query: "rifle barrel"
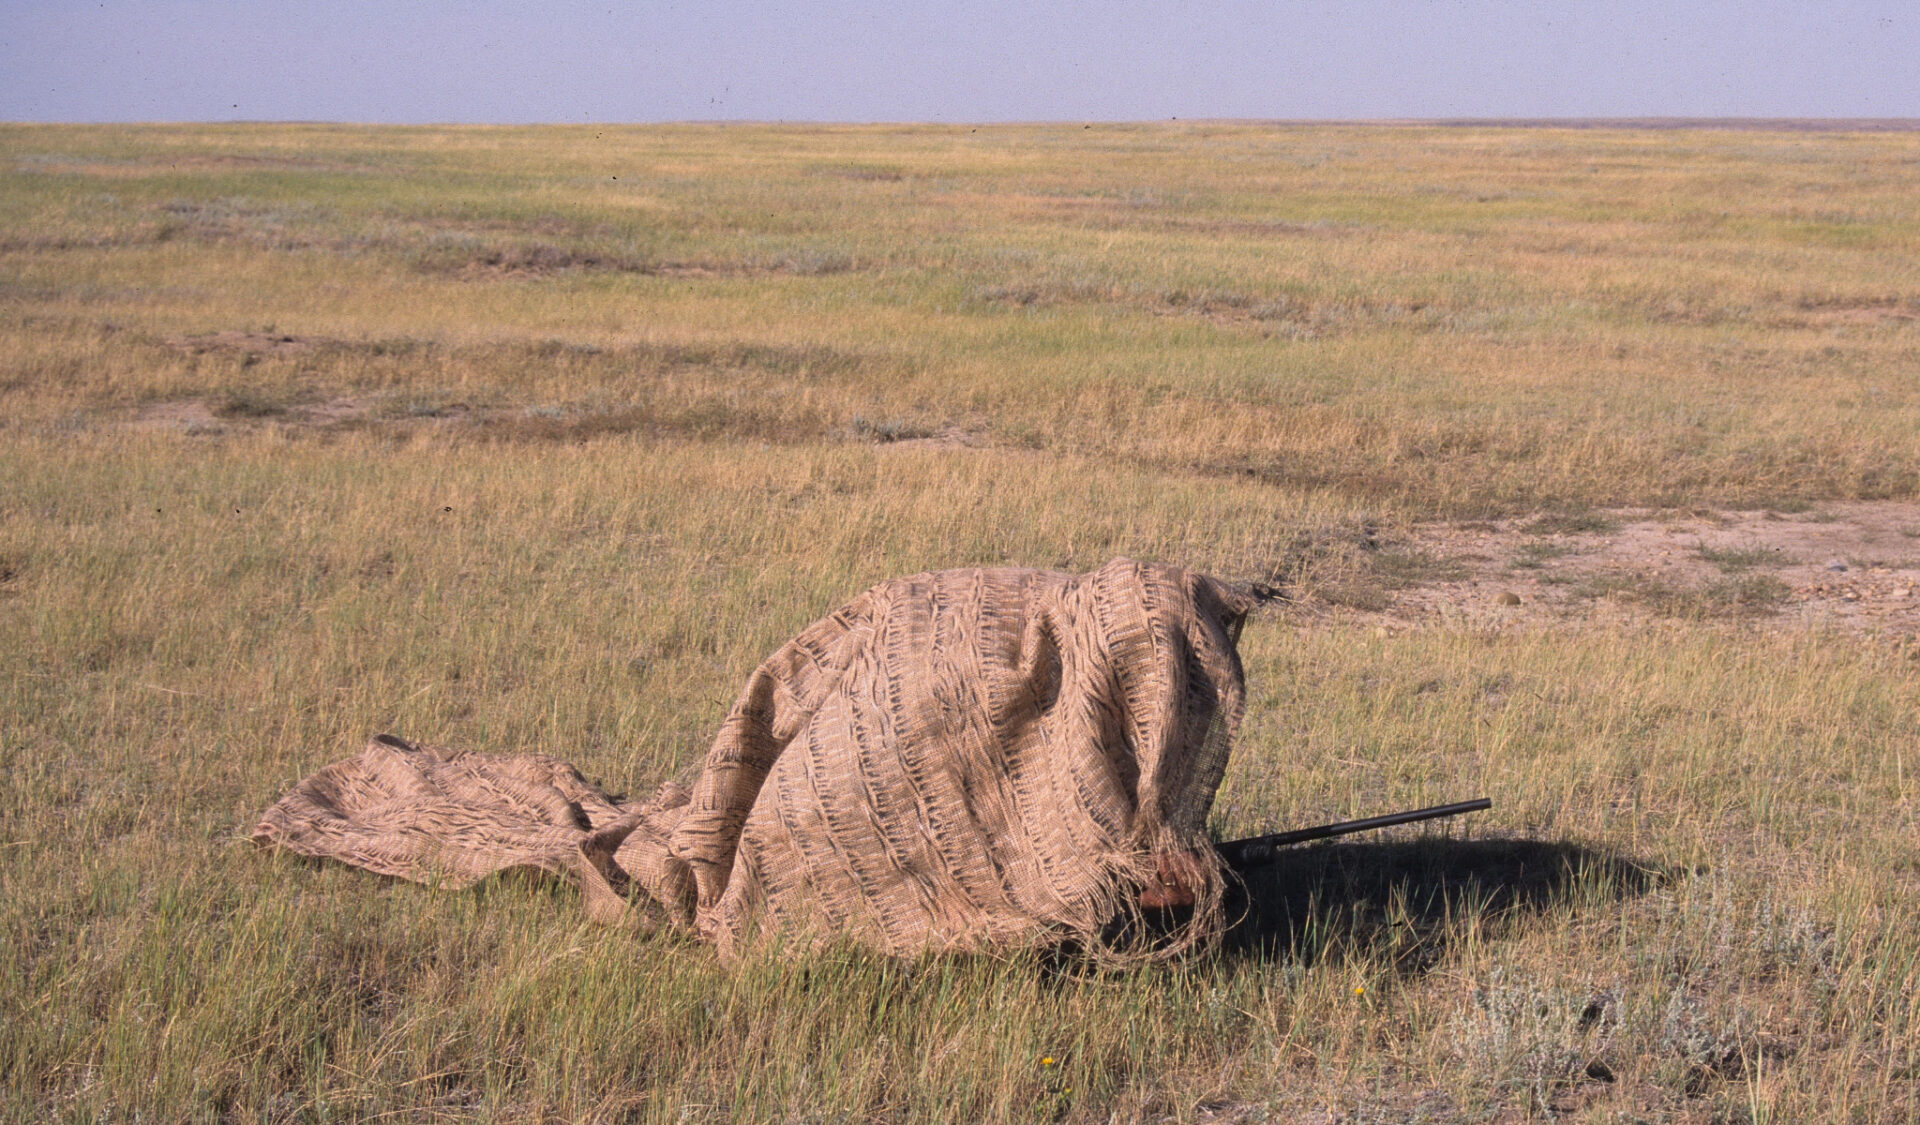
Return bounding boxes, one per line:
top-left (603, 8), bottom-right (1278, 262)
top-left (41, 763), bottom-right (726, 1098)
top-left (1217, 798), bottom-right (1492, 868)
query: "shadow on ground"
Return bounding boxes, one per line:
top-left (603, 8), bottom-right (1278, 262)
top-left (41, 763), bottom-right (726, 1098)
top-left (1216, 838), bottom-right (1668, 972)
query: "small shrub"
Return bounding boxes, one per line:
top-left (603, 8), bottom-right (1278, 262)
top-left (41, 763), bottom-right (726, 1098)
top-left (1697, 545), bottom-right (1788, 573)
top-left (1579, 572), bottom-right (1787, 618)
top-left (1373, 548), bottom-right (1467, 588)
top-left (1511, 541), bottom-right (1579, 570)
top-left (1451, 971), bottom-right (1616, 1114)
top-left (1701, 574), bottom-right (1790, 615)
top-left (212, 389), bottom-right (287, 418)
top-left (848, 415), bottom-right (931, 444)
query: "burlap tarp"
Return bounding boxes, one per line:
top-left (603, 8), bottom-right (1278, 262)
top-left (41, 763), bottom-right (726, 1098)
top-left (255, 558), bottom-right (1255, 958)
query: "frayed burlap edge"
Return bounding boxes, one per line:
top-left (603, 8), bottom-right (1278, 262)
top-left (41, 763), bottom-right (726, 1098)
top-left (254, 559), bottom-right (1258, 963)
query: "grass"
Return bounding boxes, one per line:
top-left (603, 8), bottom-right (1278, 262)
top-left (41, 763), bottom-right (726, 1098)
top-left (1697, 545), bottom-right (1790, 574)
top-left (1511, 541), bottom-right (1582, 570)
top-left (1575, 571), bottom-right (1793, 618)
top-left (3, 121), bottom-right (1920, 1122)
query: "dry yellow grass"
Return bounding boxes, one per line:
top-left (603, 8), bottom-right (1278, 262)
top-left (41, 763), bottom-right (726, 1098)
top-left (3, 121), bottom-right (1918, 1122)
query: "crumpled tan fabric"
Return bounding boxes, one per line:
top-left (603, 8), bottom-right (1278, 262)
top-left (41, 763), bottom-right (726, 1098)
top-left (255, 558), bottom-right (1255, 959)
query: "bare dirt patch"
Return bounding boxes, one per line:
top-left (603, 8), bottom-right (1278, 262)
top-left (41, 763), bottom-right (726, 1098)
top-left (126, 399), bottom-right (220, 431)
top-left (1290, 504), bottom-right (1920, 637)
top-left (130, 393), bottom-right (374, 434)
top-left (123, 393), bottom-right (820, 445)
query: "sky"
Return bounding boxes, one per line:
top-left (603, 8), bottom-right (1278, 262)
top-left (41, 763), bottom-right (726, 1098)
top-left (3, 0), bottom-right (1917, 124)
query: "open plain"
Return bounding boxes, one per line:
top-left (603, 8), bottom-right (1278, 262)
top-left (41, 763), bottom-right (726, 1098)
top-left (3, 121), bottom-right (1919, 1122)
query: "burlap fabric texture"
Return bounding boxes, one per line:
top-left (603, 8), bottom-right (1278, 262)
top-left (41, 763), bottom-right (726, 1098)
top-left (255, 558), bottom-right (1255, 959)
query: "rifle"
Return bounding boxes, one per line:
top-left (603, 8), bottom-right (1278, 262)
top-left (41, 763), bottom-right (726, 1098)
top-left (1215, 798), bottom-right (1493, 869)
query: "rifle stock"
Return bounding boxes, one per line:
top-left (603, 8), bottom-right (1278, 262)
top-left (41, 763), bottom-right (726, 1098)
top-left (1216, 797), bottom-right (1493, 869)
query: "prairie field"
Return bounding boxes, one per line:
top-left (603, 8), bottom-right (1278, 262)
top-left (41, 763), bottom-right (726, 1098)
top-left (3, 121), bottom-right (1920, 1123)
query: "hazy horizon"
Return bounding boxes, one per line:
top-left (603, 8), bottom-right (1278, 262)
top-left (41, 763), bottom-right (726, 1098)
top-left (5, 1), bottom-right (1918, 126)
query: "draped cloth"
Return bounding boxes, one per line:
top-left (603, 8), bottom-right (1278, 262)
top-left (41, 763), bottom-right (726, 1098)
top-left (255, 558), bottom-right (1255, 959)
